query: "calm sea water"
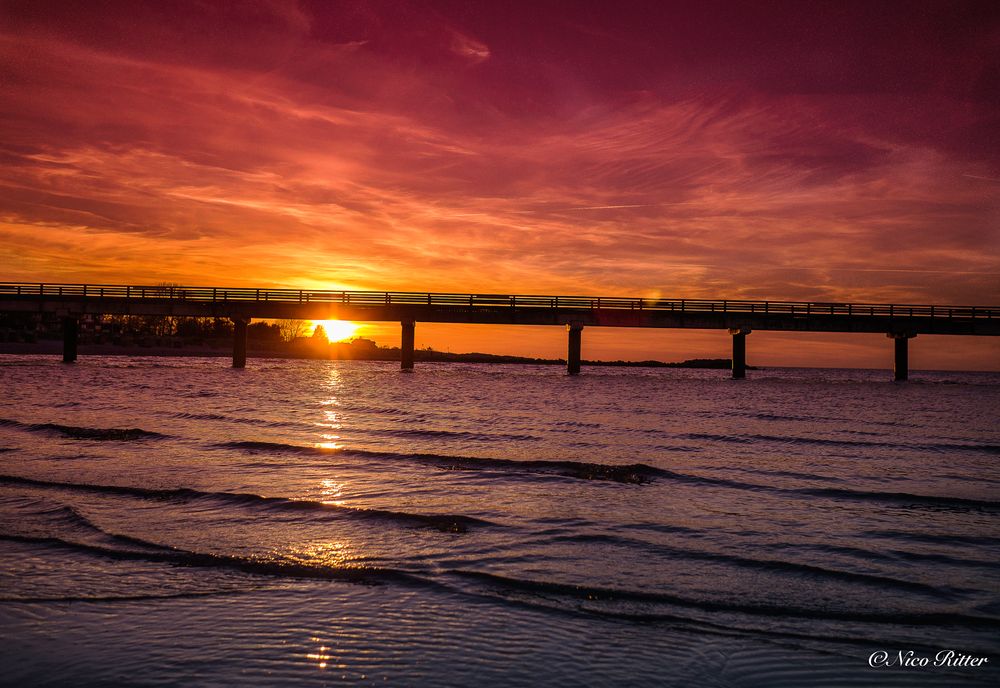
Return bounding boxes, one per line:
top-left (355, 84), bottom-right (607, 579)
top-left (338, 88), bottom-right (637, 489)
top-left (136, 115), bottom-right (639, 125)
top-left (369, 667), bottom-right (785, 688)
top-left (1, 356), bottom-right (998, 687)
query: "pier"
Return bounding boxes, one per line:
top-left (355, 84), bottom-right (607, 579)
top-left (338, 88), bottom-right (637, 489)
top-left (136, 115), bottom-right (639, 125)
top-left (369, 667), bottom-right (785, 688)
top-left (1, 283), bottom-right (997, 379)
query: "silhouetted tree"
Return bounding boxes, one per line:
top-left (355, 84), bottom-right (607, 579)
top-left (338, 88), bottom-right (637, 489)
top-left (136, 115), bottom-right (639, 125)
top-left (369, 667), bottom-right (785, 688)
top-left (277, 319), bottom-right (308, 341)
top-left (248, 322), bottom-right (281, 342)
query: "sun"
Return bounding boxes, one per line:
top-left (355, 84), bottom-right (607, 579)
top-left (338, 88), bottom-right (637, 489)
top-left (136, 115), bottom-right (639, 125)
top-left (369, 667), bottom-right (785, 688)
top-left (311, 320), bottom-right (361, 342)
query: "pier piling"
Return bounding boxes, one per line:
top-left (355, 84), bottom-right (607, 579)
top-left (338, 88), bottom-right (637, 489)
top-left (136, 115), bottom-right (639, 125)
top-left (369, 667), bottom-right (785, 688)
top-left (232, 318), bottom-right (248, 368)
top-left (567, 322), bottom-right (583, 375)
top-left (401, 320), bottom-right (415, 370)
top-left (729, 327), bottom-right (750, 379)
top-left (62, 317), bottom-right (77, 363)
top-left (889, 333), bottom-right (914, 381)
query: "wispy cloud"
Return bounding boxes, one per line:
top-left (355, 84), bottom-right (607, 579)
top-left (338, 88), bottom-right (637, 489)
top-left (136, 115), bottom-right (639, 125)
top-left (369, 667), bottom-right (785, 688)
top-left (1, 1), bottom-right (997, 366)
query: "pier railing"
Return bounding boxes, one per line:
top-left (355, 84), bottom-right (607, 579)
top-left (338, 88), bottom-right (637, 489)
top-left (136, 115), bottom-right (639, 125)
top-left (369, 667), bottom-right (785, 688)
top-left (0, 282), bottom-right (994, 320)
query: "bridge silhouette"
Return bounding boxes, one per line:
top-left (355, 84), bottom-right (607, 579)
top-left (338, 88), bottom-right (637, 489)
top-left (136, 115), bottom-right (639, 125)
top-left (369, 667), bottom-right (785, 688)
top-left (2, 282), bottom-right (997, 380)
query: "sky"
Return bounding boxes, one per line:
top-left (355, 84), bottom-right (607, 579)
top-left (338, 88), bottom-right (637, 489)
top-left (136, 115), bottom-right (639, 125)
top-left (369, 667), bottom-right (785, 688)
top-left (2, 0), bottom-right (998, 368)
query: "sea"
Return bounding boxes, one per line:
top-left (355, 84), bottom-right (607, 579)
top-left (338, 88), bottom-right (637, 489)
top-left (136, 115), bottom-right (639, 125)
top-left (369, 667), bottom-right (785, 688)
top-left (1, 355), bottom-right (998, 687)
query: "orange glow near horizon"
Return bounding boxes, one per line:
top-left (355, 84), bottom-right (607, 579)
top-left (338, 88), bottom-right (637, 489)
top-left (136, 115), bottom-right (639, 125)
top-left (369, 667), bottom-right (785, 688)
top-left (1, 3), bottom-right (998, 369)
top-left (311, 320), bottom-right (361, 343)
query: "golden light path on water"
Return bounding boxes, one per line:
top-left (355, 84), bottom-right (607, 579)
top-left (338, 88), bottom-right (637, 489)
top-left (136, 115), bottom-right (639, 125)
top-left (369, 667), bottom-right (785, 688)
top-left (316, 371), bottom-right (343, 451)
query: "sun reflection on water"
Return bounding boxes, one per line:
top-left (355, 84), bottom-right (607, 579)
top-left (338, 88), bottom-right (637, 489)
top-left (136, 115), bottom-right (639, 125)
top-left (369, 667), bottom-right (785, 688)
top-left (283, 540), bottom-right (358, 570)
top-left (318, 478), bottom-right (345, 506)
top-left (316, 371), bottom-right (345, 449)
top-left (306, 639), bottom-right (332, 669)
top-left (316, 435), bottom-right (342, 450)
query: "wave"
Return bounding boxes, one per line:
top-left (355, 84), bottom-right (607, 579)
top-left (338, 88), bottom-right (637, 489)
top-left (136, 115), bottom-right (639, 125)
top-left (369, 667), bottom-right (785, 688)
top-left (531, 532), bottom-right (967, 598)
top-left (363, 427), bottom-right (543, 442)
top-left (213, 441), bottom-right (664, 485)
top-left (796, 487), bottom-right (1000, 511)
top-left (677, 430), bottom-right (1000, 454)
top-left (0, 418), bottom-right (164, 441)
top-left (445, 569), bottom-right (1000, 629)
top-left (211, 440), bottom-right (1000, 508)
top-left (0, 474), bottom-right (495, 533)
top-left (0, 533), bottom-right (421, 587)
top-left (8, 530), bottom-right (996, 634)
top-left (169, 411), bottom-right (313, 430)
top-left (4, 495), bottom-right (179, 553)
top-left (724, 466), bottom-right (844, 483)
top-left (0, 590), bottom-right (254, 604)
top-left (865, 529), bottom-right (1000, 547)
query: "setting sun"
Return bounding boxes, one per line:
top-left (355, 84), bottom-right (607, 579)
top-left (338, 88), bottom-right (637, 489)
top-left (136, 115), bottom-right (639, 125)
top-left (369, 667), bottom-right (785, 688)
top-left (311, 320), bottom-right (361, 342)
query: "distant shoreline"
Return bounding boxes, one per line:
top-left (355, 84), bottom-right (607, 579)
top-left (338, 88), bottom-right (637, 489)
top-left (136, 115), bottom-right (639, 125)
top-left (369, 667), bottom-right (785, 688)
top-left (0, 341), bottom-right (746, 369)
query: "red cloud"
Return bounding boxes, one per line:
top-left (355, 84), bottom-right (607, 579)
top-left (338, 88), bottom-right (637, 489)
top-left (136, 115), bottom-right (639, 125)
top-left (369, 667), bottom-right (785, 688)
top-left (1, 1), bottom-right (997, 368)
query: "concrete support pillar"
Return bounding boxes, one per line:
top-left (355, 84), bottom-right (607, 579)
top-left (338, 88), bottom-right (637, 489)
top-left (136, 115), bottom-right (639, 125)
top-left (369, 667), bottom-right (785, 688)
top-left (62, 317), bottom-right (78, 364)
top-left (729, 327), bottom-right (750, 379)
top-left (401, 320), bottom-right (415, 370)
top-left (567, 322), bottom-right (583, 375)
top-left (232, 318), bottom-right (248, 369)
top-left (888, 333), bottom-right (914, 381)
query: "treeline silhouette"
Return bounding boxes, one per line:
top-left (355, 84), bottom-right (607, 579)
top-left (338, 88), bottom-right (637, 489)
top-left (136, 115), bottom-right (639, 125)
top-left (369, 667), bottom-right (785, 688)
top-left (0, 313), bottom-right (292, 343)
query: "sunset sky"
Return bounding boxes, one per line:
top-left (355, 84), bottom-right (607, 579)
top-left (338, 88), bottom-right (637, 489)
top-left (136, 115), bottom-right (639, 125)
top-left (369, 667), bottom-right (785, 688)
top-left (2, 1), bottom-right (998, 368)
